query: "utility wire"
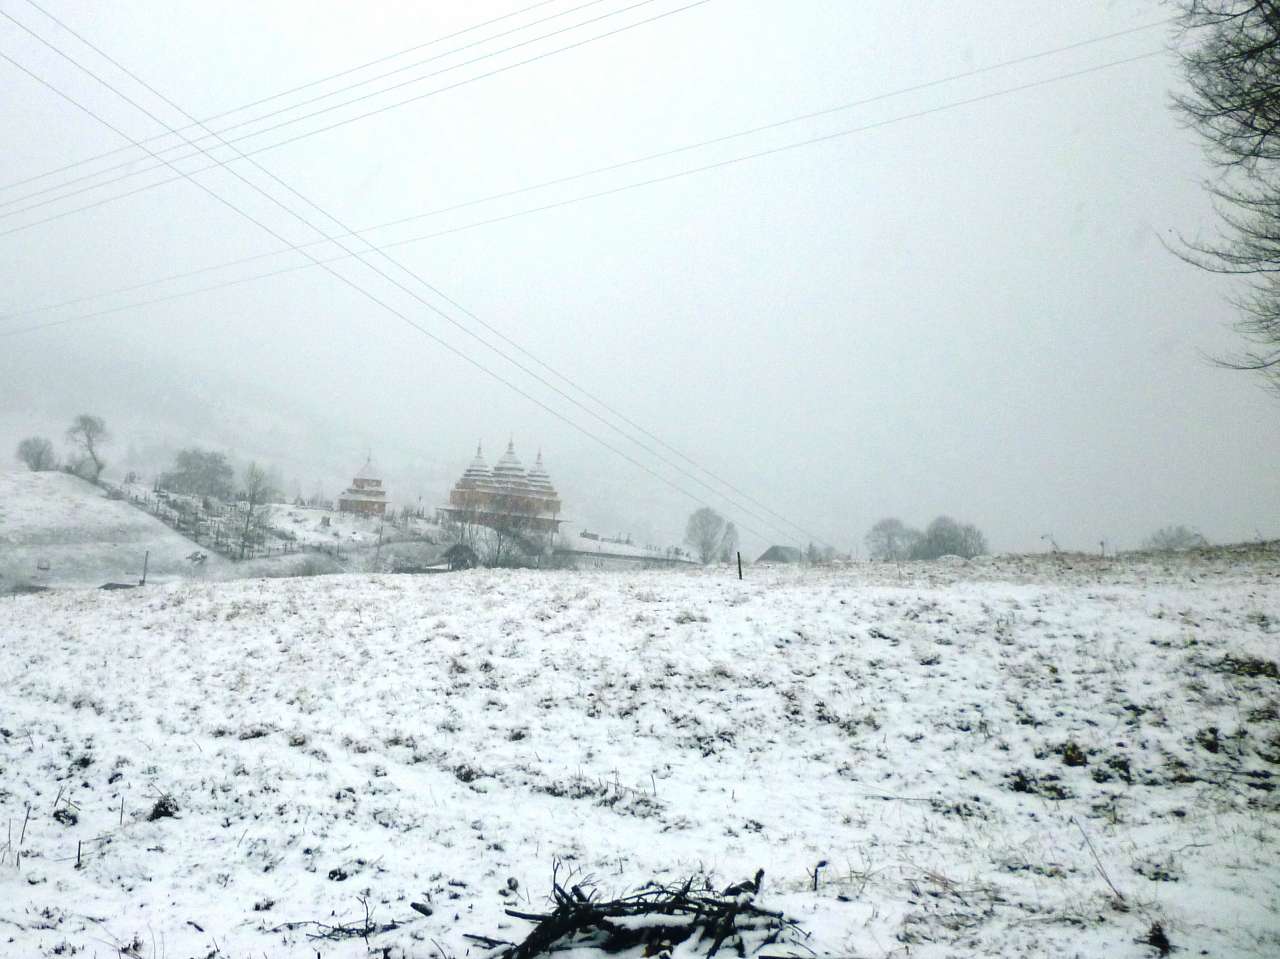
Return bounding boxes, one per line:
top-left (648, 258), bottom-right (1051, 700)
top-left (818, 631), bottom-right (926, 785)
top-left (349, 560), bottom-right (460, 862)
top-left (0, 0), bottom-right (563, 192)
top-left (365, 52), bottom-right (1168, 242)
top-left (1, 7), bottom-right (809, 549)
top-left (2, 44), bottom-right (1168, 334)
top-left (0, 13), bottom-right (1170, 240)
top-left (0, 0), bottom-right (707, 225)
top-left (0, 0), bottom-right (617, 209)
top-left (0, 12), bottom-right (1173, 203)
top-left (17, 0), bottom-right (823, 550)
top-left (4, 24), bottom-right (1174, 323)
top-left (279, 28), bottom-right (1179, 248)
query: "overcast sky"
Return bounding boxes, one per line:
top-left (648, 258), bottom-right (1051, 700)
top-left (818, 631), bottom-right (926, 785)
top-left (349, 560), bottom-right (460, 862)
top-left (1, 0), bottom-right (1276, 556)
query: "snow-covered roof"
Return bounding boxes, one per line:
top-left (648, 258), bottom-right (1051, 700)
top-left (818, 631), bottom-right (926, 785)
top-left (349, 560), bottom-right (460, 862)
top-left (556, 527), bottom-right (678, 560)
top-left (339, 491), bottom-right (387, 503)
top-left (757, 545), bottom-right (803, 563)
top-left (492, 440), bottom-right (528, 489)
top-left (526, 449), bottom-right (556, 496)
top-left (447, 440), bottom-right (562, 509)
top-left (461, 443), bottom-right (490, 482)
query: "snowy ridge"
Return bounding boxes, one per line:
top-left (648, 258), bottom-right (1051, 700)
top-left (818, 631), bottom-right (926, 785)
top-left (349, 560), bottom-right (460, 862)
top-left (0, 557), bottom-right (1276, 957)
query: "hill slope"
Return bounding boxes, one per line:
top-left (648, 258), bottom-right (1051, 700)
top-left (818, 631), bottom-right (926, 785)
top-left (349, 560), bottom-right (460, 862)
top-left (0, 469), bottom-right (226, 588)
top-left (0, 558), bottom-right (1277, 957)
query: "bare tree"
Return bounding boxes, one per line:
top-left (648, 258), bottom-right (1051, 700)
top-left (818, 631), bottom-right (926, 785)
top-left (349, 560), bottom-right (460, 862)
top-left (238, 462), bottom-right (278, 560)
top-left (306, 482), bottom-right (331, 510)
top-left (958, 523), bottom-right (989, 559)
top-left (910, 516), bottom-right (988, 560)
top-left (65, 413), bottom-right (109, 483)
top-left (15, 436), bottom-right (56, 471)
top-left (685, 507), bottom-right (727, 564)
top-left (718, 521), bottom-right (740, 562)
top-left (805, 542), bottom-right (838, 564)
top-left (442, 493), bottom-right (552, 567)
top-left (159, 448), bottom-right (235, 500)
top-left (1173, 1), bottom-right (1280, 387)
top-left (473, 524), bottom-right (519, 567)
top-left (1143, 524), bottom-right (1208, 551)
top-left (864, 517), bottom-right (921, 561)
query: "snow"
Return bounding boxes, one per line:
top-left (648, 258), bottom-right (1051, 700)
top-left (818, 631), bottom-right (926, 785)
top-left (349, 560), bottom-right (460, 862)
top-left (270, 505), bottom-right (438, 550)
top-left (556, 527), bottom-right (689, 563)
top-left (0, 469), bottom-right (228, 588)
top-left (0, 553), bottom-right (1277, 957)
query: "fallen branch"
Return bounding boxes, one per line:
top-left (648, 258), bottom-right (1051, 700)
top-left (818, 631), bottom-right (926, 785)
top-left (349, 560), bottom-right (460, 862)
top-left (478, 866), bottom-right (809, 959)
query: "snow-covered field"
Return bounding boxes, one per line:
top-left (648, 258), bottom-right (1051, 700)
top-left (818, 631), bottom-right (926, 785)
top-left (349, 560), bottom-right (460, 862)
top-left (0, 470), bottom-right (228, 589)
top-left (271, 505), bottom-right (393, 548)
top-left (0, 554), bottom-right (1277, 958)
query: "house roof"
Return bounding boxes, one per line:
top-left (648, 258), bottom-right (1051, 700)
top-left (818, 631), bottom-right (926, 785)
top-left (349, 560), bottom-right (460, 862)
top-left (339, 491), bottom-right (386, 504)
top-left (756, 545), bottom-right (803, 563)
top-left (352, 455), bottom-right (380, 481)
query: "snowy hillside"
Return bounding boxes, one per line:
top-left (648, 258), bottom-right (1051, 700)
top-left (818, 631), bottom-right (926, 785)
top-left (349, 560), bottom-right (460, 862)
top-left (0, 469), bottom-right (226, 589)
top-left (0, 556), bottom-right (1277, 957)
top-left (271, 504), bottom-right (441, 550)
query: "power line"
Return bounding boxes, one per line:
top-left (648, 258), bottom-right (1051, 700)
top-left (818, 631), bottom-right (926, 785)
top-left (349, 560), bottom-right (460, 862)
top-left (1, 12), bottom-right (1174, 203)
top-left (0, 18), bottom-right (1175, 295)
top-left (0, 0), bottom-right (619, 209)
top-left (309, 23), bottom-right (1178, 243)
top-left (3, 5), bottom-right (815, 549)
top-left (0, 0), bottom-right (564, 192)
top-left (0, 0), bottom-right (707, 227)
top-left (3, 45), bottom-right (1168, 332)
top-left (0, 6), bottom-right (1172, 238)
top-left (364, 51), bottom-right (1168, 242)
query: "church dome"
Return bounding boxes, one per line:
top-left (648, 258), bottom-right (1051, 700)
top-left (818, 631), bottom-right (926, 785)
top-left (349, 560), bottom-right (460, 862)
top-left (458, 443), bottom-right (492, 489)
top-left (492, 440), bottom-right (530, 492)
top-left (526, 449), bottom-right (557, 497)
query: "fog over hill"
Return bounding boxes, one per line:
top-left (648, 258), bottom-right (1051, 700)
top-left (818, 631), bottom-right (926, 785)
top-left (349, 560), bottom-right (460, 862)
top-left (0, 334), bottom-right (662, 543)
